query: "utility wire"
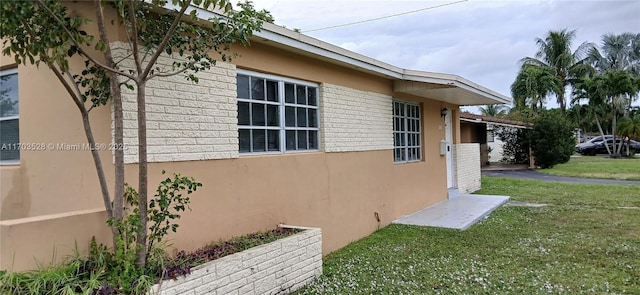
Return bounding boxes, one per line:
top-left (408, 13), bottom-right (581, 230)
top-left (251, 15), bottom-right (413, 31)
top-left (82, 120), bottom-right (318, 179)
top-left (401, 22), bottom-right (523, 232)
top-left (303, 0), bottom-right (469, 33)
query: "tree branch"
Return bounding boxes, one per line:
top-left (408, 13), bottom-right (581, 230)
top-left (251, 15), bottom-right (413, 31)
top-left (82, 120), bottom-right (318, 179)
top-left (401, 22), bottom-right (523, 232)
top-left (148, 61), bottom-right (196, 79)
top-left (35, 0), bottom-right (136, 81)
top-left (127, 0), bottom-right (143, 75)
top-left (141, 0), bottom-right (192, 80)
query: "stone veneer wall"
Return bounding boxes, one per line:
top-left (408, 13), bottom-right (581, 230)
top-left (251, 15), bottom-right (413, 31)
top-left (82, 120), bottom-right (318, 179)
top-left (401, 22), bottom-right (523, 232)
top-left (110, 42), bottom-right (239, 163)
top-left (320, 83), bottom-right (393, 152)
top-left (455, 143), bottom-right (481, 194)
top-left (150, 226), bottom-right (322, 295)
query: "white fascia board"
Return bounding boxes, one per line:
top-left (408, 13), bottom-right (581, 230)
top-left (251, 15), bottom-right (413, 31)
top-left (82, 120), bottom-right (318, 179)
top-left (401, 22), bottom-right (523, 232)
top-left (403, 70), bottom-right (511, 105)
top-left (460, 118), bottom-right (530, 129)
top-left (161, 3), bottom-right (510, 104)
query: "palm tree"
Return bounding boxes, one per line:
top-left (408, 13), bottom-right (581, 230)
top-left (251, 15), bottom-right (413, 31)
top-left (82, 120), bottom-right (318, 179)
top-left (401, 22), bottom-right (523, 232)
top-left (588, 33), bottom-right (640, 113)
top-left (573, 74), bottom-right (613, 154)
top-left (522, 29), bottom-right (594, 113)
top-left (575, 71), bottom-right (638, 156)
top-left (479, 104), bottom-right (507, 118)
top-left (511, 64), bottom-right (560, 117)
top-left (617, 114), bottom-right (640, 156)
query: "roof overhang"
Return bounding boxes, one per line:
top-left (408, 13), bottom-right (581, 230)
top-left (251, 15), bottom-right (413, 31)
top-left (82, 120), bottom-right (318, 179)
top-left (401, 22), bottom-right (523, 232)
top-left (394, 71), bottom-right (511, 105)
top-left (174, 4), bottom-right (513, 106)
top-left (459, 113), bottom-right (531, 129)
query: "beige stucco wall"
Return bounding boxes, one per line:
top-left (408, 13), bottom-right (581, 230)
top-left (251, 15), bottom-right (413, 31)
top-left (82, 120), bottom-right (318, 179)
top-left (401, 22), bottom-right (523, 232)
top-left (1, 6), bottom-right (456, 271)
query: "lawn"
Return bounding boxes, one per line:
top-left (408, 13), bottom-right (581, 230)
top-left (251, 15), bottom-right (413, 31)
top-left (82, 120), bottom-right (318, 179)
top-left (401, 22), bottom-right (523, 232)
top-left (540, 155), bottom-right (640, 180)
top-left (295, 177), bottom-right (640, 294)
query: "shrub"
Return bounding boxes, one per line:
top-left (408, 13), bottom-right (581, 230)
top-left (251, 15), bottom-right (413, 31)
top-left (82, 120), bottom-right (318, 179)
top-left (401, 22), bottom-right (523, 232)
top-left (530, 112), bottom-right (575, 168)
top-left (496, 126), bottom-right (530, 164)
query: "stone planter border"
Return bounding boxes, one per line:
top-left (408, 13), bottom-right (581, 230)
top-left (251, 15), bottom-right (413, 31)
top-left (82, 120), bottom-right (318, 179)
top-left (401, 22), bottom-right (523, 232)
top-left (151, 225), bottom-right (322, 295)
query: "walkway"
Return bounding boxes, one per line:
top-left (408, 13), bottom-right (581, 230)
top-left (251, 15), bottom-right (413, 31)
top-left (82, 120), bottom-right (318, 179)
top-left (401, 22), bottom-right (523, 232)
top-left (393, 194), bottom-right (510, 230)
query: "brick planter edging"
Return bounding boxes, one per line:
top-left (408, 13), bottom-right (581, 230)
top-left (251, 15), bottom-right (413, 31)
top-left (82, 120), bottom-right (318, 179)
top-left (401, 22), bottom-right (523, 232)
top-left (150, 225), bottom-right (322, 295)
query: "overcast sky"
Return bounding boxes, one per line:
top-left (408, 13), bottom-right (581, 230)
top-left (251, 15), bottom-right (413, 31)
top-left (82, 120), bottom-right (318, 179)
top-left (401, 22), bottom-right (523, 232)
top-left (241, 0), bottom-right (640, 112)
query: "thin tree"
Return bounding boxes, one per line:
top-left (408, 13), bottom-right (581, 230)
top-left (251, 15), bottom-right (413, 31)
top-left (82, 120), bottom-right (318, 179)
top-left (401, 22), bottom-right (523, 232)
top-left (1, 1), bottom-right (124, 246)
top-left (1, 0), bottom-right (271, 268)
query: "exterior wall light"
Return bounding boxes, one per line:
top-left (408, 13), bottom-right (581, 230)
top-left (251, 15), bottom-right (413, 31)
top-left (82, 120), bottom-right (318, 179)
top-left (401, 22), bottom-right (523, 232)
top-left (440, 107), bottom-right (449, 118)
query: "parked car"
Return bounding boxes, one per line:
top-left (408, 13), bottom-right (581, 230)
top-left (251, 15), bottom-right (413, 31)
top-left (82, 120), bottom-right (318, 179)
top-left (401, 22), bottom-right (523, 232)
top-left (575, 135), bottom-right (613, 154)
top-left (577, 137), bottom-right (640, 155)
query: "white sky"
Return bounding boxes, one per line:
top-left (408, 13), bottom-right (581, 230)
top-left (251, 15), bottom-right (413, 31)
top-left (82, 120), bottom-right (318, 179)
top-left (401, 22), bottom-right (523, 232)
top-left (240, 0), bottom-right (640, 112)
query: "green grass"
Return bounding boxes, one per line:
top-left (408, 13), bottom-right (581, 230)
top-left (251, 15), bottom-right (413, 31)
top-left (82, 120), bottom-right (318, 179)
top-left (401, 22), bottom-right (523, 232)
top-left (540, 156), bottom-right (640, 180)
top-left (296, 177), bottom-right (640, 294)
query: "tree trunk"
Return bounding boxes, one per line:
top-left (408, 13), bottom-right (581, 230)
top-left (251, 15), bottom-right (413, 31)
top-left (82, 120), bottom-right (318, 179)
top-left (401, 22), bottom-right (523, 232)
top-left (135, 81), bottom-right (148, 269)
top-left (47, 65), bottom-right (117, 238)
top-left (612, 103), bottom-right (618, 157)
top-left (94, 0), bottom-right (124, 249)
top-left (594, 114), bottom-right (612, 155)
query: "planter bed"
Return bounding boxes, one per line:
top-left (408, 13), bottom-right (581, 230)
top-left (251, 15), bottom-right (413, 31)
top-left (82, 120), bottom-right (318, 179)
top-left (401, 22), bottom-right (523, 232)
top-left (151, 225), bottom-right (322, 295)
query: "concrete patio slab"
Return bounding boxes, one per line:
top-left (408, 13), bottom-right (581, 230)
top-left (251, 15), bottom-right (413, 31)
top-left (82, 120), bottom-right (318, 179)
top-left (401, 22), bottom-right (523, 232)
top-left (393, 194), bottom-right (510, 230)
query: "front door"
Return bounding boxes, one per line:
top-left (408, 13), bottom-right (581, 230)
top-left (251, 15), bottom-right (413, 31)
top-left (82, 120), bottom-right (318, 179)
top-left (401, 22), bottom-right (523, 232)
top-left (444, 109), bottom-right (454, 189)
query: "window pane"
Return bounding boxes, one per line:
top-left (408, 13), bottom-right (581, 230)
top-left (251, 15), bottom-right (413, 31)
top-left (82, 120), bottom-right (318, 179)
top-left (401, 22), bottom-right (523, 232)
top-left (296, 107), bottom-right (307, 127)
top-left (236, 74), bottom-right (250, 99)
top-left (237, 102), bottom-right (250, 125)
top-left (296, 85), bottom-right (306, 104)
top-left (239, 129), bottom-right (251, 153)
top-left (0, 73), bottom-right (19, 117)
top-left (308, 130), bottom-right (318, 149)
top-left (1, 72), bottom-right (19, 162)
top-left (0, 119), bottom-right (19, 161)
top-left (252, 129), bottom-right (266, 152)
top-left (251, 103), bottom-right (265, 126)
top-left (308, 109), bottom-right (317, 127)
top-left (266, 80), bottom-right (278, 102)
top-left (251, 78), bottom-right (265, 100)
top-left (285, 83), bottom-right (295, 103)
top-left (307, 88), bottom-right (317, 106)
top-left (267, 130), bottom-right (279, 151)
top-left (286, 130), bottom-right (296, 150)
top-left (297, 130), bottom-right (307, 149)
top-left (285, 106), bottom-right (295, 127)
top-left (266, 104), bottom-right (278, 126)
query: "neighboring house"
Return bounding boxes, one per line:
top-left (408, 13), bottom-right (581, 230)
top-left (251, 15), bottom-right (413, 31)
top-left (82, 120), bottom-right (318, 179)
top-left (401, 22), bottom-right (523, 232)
top-left (0, 4), bottom-right (510, 271)
top-left (459, 112), bottom-right (531, 166)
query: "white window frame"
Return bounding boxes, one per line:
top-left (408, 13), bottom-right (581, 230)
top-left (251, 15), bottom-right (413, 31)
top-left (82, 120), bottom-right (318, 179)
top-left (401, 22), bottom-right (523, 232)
top-left (237, 69), bottom-right (320, 155)
top-left (1, 68), bottom-right (19, 165)
top-left (393, 100), bottom-right (421, 163)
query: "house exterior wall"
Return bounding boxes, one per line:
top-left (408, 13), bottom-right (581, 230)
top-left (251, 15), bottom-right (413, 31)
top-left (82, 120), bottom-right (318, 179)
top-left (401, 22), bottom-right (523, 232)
top-left (321, 84), bottom-right (393, 152)
top-left (111, 42), bottom-right (240, 163)
top-left (460, 121), bottom-right (490, 166)
top-left (454, 143), bottom-right (481, 194)
top-left (1, 10), bottom-right (458, 271)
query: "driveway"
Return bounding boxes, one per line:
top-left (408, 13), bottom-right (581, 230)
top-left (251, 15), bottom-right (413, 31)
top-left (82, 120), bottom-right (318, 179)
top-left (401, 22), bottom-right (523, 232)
top-left (482, 169), bottom-right (640, 185)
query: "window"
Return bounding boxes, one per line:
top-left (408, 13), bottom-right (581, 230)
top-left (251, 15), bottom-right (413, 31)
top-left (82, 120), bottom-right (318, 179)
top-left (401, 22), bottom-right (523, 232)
top-left (1, 68), bottom-right (19, 164)
top-left (393, 100), bottom-right (421, 163)
top-left (237, 71), bottom-right (319, 154)
top-left (487, 124), bottom-right (495, 143)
